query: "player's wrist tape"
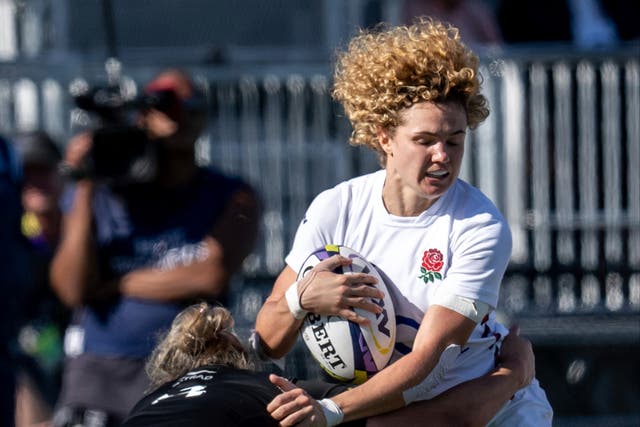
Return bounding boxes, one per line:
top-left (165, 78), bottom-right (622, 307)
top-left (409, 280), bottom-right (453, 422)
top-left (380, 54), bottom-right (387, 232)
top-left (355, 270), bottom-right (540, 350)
top-left (318, 398), bottom-right (344, 427)
top-left (285, 281), bottom-right (308, 319)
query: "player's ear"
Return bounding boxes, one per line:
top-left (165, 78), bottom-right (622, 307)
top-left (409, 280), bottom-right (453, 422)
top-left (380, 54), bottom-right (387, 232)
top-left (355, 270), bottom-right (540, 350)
top-left (376, 127), bottom-right (393, 156)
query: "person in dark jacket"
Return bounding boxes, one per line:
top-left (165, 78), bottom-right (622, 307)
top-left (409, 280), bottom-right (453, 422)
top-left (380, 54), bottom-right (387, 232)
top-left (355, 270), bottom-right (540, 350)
top-left (50, 69), bottom-right (261, 426)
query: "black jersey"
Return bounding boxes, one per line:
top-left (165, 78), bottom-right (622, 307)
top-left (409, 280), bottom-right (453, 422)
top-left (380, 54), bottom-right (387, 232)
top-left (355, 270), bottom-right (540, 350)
top-left (121, 365), bottom-right (280, 427)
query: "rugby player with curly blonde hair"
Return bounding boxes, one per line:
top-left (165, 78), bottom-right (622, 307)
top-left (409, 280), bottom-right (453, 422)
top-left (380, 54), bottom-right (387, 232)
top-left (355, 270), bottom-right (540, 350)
top-left (256, 18), bottom-right (552, 426)
top-left (333, 17), bottom-right (488, 164)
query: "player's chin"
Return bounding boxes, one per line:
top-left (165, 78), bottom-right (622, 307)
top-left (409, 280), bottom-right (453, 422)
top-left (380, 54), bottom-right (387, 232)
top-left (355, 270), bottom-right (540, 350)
top-left (421, 179), bottom-right (453, 198)
top-left (420, 187), bottom-right (447, 202)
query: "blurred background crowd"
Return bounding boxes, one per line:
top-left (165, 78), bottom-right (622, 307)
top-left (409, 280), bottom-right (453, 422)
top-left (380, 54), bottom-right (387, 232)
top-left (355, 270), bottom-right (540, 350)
top-left (0, 0), bottom-right (639, 426)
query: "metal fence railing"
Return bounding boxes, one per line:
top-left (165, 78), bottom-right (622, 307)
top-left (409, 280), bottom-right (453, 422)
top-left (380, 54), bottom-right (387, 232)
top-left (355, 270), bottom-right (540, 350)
top-left (488, 55), bottom-right (640, 344)
top-left (1, 50), bottom-right (639, 329)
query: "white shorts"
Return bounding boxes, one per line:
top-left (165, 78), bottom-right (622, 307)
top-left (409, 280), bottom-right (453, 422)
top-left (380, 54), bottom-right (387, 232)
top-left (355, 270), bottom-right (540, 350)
top-left (487, 378), bottom-right (553, 427)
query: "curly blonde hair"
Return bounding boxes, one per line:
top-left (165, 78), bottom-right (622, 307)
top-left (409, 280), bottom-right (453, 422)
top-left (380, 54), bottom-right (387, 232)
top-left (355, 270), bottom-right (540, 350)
top-left (332, 17), bottom-right (489, 164)
top-left (145, 303), bottom-right (252, 390)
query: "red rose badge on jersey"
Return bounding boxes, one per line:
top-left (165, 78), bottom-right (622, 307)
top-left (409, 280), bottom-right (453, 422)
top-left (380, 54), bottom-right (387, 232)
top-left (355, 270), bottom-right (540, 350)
top-left (419, 248), bottom-right (443, 283)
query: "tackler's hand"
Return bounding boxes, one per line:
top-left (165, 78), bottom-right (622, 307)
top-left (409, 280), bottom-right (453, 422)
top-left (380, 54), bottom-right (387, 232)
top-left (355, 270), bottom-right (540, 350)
top-left (267, 375), bottom-right (326, 427)
top-left (499, 325), bottom-right (535, 389)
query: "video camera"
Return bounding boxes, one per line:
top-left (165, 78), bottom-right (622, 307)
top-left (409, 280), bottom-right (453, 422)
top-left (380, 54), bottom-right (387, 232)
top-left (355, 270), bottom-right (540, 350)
top-left (66, 65), bottom-right (206, 186)
top-left (68, 75), bottom-right (189, 187)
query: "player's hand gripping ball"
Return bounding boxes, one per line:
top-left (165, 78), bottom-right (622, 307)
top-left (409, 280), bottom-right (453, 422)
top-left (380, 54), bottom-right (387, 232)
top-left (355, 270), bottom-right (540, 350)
top-left (298, 245), bottom-right (396, 384)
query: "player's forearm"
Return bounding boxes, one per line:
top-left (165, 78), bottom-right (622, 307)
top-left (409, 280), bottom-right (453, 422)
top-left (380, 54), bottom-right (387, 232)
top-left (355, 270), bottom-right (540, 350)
top-left (50, 181), bottom-right (97, 307)
top-left (368, 332), bottom-right (533, 427)
top-left (254, 297), bottom-right (304, 358)
top-left (425, 365), bottom-right (522, 427)
top-left (335, 347), bottom-right (441, 422)
top-left (337, 306), bottom-right (477, 422)
top-left (365, 365), bottom-right (518, 427)
top-left (462, 365), bottom-right (521, 424)
top-left (254, 266), bottom-right (304, 358)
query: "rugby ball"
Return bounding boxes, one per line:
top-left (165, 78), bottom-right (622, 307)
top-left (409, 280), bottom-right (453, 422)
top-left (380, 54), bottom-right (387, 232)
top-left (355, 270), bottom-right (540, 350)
top-left (298, 245), bottom-right (395, 384)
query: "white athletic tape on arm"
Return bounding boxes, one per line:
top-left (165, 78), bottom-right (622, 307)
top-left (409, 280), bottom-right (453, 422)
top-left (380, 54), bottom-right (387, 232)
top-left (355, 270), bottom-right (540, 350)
top-left (285, 281), bottom-right (308, 319)
top-left (431, 293), bottom-right (491, 324)
top-left (318, 398), bottom-right (344, 427)
top-left (402, 343), bottom-right (461, 404)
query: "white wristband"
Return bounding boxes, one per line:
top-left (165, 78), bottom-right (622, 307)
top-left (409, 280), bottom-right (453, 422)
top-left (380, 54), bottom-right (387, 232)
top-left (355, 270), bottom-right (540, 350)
top-left (318, 398), bottom-right (344, 427)
top-left (285, 281), bottom-right (308, 319)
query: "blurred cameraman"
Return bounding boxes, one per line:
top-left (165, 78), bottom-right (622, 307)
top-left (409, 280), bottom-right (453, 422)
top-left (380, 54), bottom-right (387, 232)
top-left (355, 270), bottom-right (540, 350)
top-left (49, 69), bottom-right (261, 426)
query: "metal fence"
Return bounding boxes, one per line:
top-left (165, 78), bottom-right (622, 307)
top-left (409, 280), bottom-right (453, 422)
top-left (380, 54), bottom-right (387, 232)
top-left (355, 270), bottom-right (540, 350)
top-left (1, 51), bottom-right (639, 319)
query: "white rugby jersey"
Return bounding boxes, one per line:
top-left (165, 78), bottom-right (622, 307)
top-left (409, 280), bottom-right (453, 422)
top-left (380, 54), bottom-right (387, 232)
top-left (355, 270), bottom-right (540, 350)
top-left (285, 169), bottom-right (512, 400)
